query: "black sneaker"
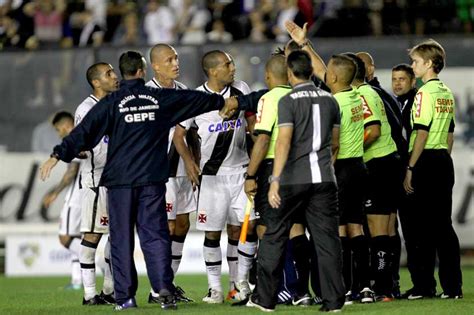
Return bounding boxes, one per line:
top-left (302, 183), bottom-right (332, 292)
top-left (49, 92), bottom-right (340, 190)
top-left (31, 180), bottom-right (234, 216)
top-left (438, 292), bottom-right (463, 299)
top-left (319, 305), bottom-right (342, 312)
top-left (344, 291), bottom-right (353, 305)
top-left (148, 292), bottom-right (160, 304)
top-left (159, 289), bottom-right (177, 310)
top-left (175, 286), bottom-right (194, 303)
top-left (292, 293), bottom-right (313, 306)
top-left (83, 295), bottom-right (106, 305)
top-left (231, 296), bottom-right (250, 306)
top-left (401, 287), bottom-right (436, 300)
top-left (99, 291), bottom-right (115, 305)
top-left (360, 287), bottom-right (375, 303)
top-left (114, 298), bottom-right (137, 311)
top-left (313, 295), bottom-right (323, 305)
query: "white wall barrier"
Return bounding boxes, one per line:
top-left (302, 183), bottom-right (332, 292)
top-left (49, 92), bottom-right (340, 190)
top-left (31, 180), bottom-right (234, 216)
top-left (5, 232), bottom-right (228, 276)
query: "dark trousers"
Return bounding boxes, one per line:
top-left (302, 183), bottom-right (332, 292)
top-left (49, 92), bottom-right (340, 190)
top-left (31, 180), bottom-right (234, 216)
top-left (409, 150), bottom-right (462, 294)
top-left (253, 182), bottom-right (345, 310)
top-left (108, 184), bottom-right (174, 304)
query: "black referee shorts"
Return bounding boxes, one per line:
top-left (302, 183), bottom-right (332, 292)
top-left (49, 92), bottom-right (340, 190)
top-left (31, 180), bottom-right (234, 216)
top-left (335, 157), bottom-right (367, 225)
top-left (364, 152), bottom-right (402, 215)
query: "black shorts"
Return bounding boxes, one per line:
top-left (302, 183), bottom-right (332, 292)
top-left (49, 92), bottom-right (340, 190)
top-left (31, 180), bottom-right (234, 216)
top-left (364, 152), bottom-right (402, 215)
top-left (335, 157), bottom-right (367, 225)
top-left (254, 160), bottom-right (305, 227)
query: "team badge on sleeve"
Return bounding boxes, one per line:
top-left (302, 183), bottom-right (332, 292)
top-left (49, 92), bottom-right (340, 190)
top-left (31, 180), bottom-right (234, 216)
top-left (361, 96), bottom-right (372, 119)
top-left (166, 203), bottom-right (173, 213)
top-left (415, 92), bottom-right (423, 118)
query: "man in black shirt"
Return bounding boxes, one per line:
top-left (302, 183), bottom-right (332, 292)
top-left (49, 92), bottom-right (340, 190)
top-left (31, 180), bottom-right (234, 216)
top-left (40, 51), bottom-right (234, 311)
top-left (247, 51), bottom-right (345, 313)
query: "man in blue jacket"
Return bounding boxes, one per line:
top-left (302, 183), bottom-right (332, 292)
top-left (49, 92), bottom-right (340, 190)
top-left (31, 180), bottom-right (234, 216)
top-left (39, 51), bottom-right (233, 311)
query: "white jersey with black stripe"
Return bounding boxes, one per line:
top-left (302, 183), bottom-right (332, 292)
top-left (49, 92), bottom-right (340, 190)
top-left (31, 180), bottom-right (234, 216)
top-left (145, 78), bottom-right (189, 177)
top-left (185, 80), bottom-right (251, 175)
top-left (74, 95), bottom-right (108, 188)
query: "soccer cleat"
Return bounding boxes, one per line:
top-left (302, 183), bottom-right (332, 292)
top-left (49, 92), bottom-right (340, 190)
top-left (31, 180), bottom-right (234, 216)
top-left (158, 289), bottom-right (178, 310)
top-left (148, 292), bottom-right (160, 304)
top-left (402, 287), bottom-right (436, 300)
top-left (438, 293), bottom-right (463, 299)
top-left (235, 280), bottom-right (252, 300)
top-left (114, 298), bottom-right (137, 311)
top-left (246, 296), bottom-right (275, 312)
top-left (83, 295), bottom-right (106, 305)
top-left (64, 283), bottom-right (82, 290)
top-left (292, 293), bottom-right (313, 306)
top-left (360, 287), bottom-right (375, 303)
top-left (375, 294), bottom-right (394, 302)
top-left (202, 288), bottom-right (224, 304)
top-left (231, 297), bottom-right (250, 307)
top-left (99, 291), bottom-right (115, 305)
top-left (319, 305), bottom-right (342, 312)
top-left (226, 289), bottom-right (240, 301)
top-left (174, 286), bottom-right (194, 302)
top-left (344, 291), bottom-right (354, 305)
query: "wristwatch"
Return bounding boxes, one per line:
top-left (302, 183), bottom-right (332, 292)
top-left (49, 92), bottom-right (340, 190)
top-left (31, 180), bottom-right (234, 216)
top-left (299, 40), bottom-right (310, 49)
top-left (244, 172), bottom-right (256, 180)
top-left (407, 165), bottom-right (415, 171)
top-left (50, 152), bottom-right (60, 160)
top-left (268, 175), bottom-right (280, 183)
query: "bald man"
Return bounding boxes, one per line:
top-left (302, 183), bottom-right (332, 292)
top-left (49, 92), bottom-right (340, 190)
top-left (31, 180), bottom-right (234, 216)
top-left (145, 43), bottom-right (195, 303)
top-left (356, 52), bottom-right (404, 299)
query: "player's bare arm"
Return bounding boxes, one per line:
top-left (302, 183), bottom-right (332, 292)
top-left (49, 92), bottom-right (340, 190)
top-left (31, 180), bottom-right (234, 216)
top-left (219, 96), bottom-right (238, 119)
top-left (40, 156), bottom-right (60, 181)
top-left (42, 162), bottom-right (80, 207)
top-left (173, 124), bottom-right (201, 188)
top-left (285, 20), bottom-right (327, 82)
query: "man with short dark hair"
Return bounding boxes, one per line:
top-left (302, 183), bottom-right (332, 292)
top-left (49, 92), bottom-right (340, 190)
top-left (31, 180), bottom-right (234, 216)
top-left (247, 50), bottom-right (345, 312)
top-left (392, 63), bottom-right (417, 143)
top-left (44, 111), bottom-right (82, 291)
top-left (40, 50), bottom-right (234, 311)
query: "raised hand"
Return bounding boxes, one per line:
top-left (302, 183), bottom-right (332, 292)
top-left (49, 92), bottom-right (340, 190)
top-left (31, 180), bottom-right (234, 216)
top-left (285, 20), bottom-right (308, 46)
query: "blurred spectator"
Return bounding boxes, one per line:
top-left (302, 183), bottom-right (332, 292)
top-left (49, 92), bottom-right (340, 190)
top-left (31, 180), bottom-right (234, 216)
top-left (207, 18), bottom-right (232, 43)
top-left (24, 0), bottom-right (66, 48)
top-left (112, 9), bottom-right (143, 46)
top-left (0, 13), bottom-right (20, 49)
top-left (248, 0), bottom-right (275, 42)
top-left (103, 1), bottom-right (135, 43)
top-left (272, 0), bottom-right (303, 43)
top-left (176, 0), bottom-right (210, 45)
top-left (143, 0), bottom-right (175, 45)
top-left (336, 0), bottom-right (371, 36)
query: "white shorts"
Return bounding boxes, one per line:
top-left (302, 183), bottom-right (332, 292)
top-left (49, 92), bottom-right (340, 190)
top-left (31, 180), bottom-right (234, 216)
top-left (166, 176), bottom-right (197, 220)
top-left (80, 186), bottom-right (109, 234)
top-left (59, 204), bottom-right (81, 236)
top-left (196, 173), bottom-right (255, 231)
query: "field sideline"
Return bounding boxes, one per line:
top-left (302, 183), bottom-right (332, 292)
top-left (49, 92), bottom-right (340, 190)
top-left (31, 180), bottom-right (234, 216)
top-left (0, 268), bottom-right (473, 314)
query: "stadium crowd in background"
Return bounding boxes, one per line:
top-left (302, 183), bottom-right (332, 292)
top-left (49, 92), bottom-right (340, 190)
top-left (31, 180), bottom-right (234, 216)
top-left (0, 0), bottom-right (472, 51)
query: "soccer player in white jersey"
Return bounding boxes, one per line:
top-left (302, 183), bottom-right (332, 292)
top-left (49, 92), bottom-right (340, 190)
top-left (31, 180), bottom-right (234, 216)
top-left (145, 43), bottom-right (195, 303)
top-left (42, 111), bottom-right (82, 290)
top-left (184, 50), bottom-right (257, 303)
top-left (74, 62), bottom-right (119, 305)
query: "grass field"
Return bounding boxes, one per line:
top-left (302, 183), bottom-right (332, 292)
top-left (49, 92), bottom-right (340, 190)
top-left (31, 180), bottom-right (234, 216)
top-left (0, 268), bottom-right (473, 314)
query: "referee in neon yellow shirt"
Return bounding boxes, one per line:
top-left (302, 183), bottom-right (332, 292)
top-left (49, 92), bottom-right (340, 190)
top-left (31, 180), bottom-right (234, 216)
top-left (403, 40), bottom-right (463, 299)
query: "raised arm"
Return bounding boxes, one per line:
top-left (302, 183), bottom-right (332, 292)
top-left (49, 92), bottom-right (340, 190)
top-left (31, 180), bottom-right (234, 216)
top-left (285, 21), bottom-right (327, 82)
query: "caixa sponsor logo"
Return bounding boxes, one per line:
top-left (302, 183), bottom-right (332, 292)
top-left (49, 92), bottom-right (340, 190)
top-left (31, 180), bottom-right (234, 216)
top-left (208, 118), bottom-right (243, 133)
